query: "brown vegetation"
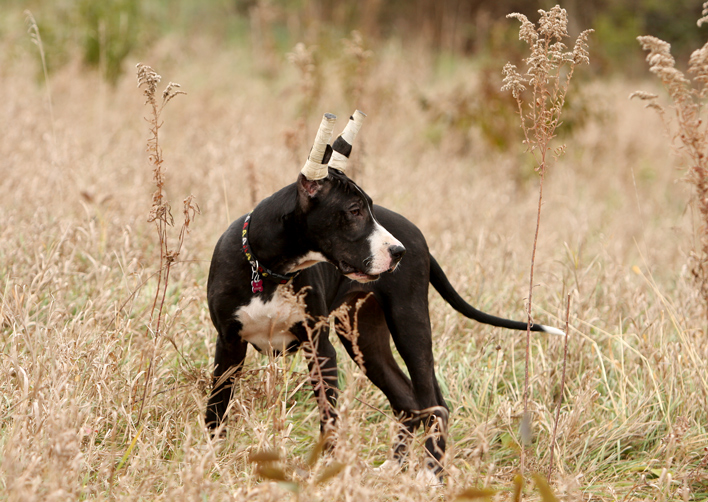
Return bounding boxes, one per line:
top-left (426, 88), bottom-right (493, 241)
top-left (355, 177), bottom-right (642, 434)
top-left (632, 4), bottom-right (708, 325)
top-left (1, 6), bottom-right (707, 502)
top-left (501, 7), bottom-right (592, 474)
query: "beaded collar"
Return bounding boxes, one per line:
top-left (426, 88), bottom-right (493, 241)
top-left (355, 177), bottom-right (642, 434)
top-left (241, 212), bottom-right (299, 293)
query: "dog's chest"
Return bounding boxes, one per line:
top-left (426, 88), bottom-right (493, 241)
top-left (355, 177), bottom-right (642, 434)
top-left (234, 285), bottom-right (305, 352)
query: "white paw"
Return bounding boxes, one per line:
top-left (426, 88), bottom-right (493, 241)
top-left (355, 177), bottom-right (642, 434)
top-left (415, 466), bottom-right (442, 488)
top-left (373, 459), bottom-right (402, 473)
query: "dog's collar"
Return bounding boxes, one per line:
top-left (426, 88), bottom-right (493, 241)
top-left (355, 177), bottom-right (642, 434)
top-left (242, 212), bottom-right (298, 293)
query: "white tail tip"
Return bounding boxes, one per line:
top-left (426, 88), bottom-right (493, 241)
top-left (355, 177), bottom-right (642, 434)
top-left (540, 325), bottom-right (566, 337)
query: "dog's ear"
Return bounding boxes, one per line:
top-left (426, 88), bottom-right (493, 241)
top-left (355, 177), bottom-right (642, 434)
top-left (297, 173), bottom-right (325, 207)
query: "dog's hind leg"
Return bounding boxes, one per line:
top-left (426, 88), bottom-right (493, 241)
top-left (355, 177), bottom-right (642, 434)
top-left (333, 293), bottom-right (425, 468)
top-left (383, 303), bottom-right (449, 480)
top-left (205, 324), bottom-right (248, 434)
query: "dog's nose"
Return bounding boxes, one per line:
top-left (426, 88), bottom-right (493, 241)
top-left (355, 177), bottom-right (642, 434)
top-left (388, 244), bottom-right (406, 263)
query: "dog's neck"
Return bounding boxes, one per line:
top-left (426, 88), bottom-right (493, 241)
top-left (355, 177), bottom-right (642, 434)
top-left (247, 185), bottom-right (316, 275)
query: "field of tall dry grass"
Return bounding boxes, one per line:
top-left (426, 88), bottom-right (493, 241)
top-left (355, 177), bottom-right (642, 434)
top-left (1, 12), bottom-right (707, 502)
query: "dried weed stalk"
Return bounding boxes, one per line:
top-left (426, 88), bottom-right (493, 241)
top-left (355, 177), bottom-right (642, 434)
top-left (285, 43), bottom-right (321, 163)
top-left (275, 285), bottom-right (338, 436)
top-left (548, 294), bottom-right (571, 481)
top-left (245, 160), bottom-right (259, 208)
top-left (135, 63), bottom-right (199, 426)
top-left (340, 30), bottom-right (374, 180)
top-left (24, 10), bottom-right (56, 160)
top-left (331, 295), bottom-right (371, 371)
top-left (246, 288), bottom-right (375, 491)
top-left (632, 4), bottom-right (708, 319)
top-left (341, 30), bottom-right (373, 109)
top-left (301, 329), bottom-right (338, 438)
top-left (502, 5), bottom-right (591, 471)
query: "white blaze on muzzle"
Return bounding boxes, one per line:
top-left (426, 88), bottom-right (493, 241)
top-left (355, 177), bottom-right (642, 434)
top-left (348, 179), bottom-right (404, 278)
top-left (366, 220), bottom-right (404, 275)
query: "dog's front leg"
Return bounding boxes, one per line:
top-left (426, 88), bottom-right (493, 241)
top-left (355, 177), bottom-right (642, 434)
top-left (205, 328), bottom-right (248, 435)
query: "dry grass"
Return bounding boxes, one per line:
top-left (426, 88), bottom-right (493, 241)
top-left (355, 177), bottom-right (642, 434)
top-left (1, 13), bottom-right (708, 502)
top-left (632, 4), bottom-right (708, 323)
top-left (502, 7), bottom-right (592, 471)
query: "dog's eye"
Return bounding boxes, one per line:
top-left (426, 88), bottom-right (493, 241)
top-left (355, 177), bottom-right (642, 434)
top-left (349, 208), bottom-right (361, 216)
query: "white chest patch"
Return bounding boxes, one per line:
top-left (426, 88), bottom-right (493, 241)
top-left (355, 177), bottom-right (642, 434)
top-left (287, 251), bottom-right (328, 273)
top-left (235, 286), bottom-right (306, 353)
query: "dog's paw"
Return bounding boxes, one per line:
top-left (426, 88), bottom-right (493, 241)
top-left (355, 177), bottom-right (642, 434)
top-left (373, 459), bottom-right (402, 474)
top-left (415, 465), bottom-right (443, 488)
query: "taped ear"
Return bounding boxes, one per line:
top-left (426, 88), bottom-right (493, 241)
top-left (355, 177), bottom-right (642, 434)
top-left (328, 110), bottom-right (365, 173)
top-left (301, 113), bottom-right (336, 180)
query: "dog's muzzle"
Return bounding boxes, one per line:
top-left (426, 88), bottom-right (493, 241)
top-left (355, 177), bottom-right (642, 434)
top-left (388, 244), bottom-right (406, 271)
top-left (340, 244), bottom-right (405, 283)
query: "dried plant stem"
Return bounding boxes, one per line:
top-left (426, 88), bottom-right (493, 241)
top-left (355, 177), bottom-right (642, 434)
top-left (483, 343), bottom-right (502, 431)
top-left (285, 43), bottom-right (320, 163)
top-left (634, 21), bottom-right (708, 320)
top-left (24, 10), bottom-right (56, 161)
top-left (136, 263), bottom-right (171, 426)
top-left (521, 155), bottom-right (545, 473)
top-left (548, 293), bottom-right (571, 481)
top-left (502, 5), bottom-right (591, 474)
top-left (134, 64), bottom-right (196, 428)
top-left (302, 318), bottom-right (338, 438)
top-left (478, 342), bottom-right (502, 486)
top-left (524, 150), bottom-right (546, 408)
top-left (343, 30), bottom-right (373, 109)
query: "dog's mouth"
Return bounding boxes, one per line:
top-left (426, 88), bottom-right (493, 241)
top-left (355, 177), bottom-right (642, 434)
top-left (338, 261), bottom-right (380, 283)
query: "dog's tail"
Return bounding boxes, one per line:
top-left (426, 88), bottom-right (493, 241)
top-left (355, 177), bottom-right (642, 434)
top-left (429, 254), bottom-right (564, 336)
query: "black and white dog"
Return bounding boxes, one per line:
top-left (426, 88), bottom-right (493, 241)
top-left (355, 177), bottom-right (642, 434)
top-left (205, 111), bottom-right (562, 480)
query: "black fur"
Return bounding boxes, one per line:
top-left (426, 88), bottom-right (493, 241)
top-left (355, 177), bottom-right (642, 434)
top-left (206, 167), bottom-right (558, 477)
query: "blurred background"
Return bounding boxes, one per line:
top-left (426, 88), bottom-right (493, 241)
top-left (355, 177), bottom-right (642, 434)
top-left (3, 0), bottom-right (707, 84)
top-left (3, 2), bottom-right (708, 499)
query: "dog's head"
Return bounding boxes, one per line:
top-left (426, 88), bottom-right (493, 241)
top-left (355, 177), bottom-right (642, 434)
top-left (297, 112), bottom-right (405, 283)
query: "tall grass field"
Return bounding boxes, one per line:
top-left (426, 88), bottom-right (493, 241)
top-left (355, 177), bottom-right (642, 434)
top-left (1, 4), bottom-right (707, 501)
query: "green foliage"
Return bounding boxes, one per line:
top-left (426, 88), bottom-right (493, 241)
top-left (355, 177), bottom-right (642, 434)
top-left (592, 10), bottom-right (643, 73)
top-left (418, 58), bottom-right (597, 156)
top-left (77, 0), bottom-right (144, 85)
top-left (15, 4), bottom-right (75, 77)
top-left (4, 28), bottom-right (708, 497)
top-left (8, 0), bottom-right (708, 85)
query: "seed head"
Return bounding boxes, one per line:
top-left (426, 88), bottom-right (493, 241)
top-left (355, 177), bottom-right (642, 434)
top-left (136, 63), bottom-right (161, 107)
top-left (507, 13), bottom-right (538, 46)
top-left (698, 1), bottom-right (708, 27)
top-left (501, 63), bottom-right (527, 99)
top-left (537, 5), bottom-right (568, 42)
